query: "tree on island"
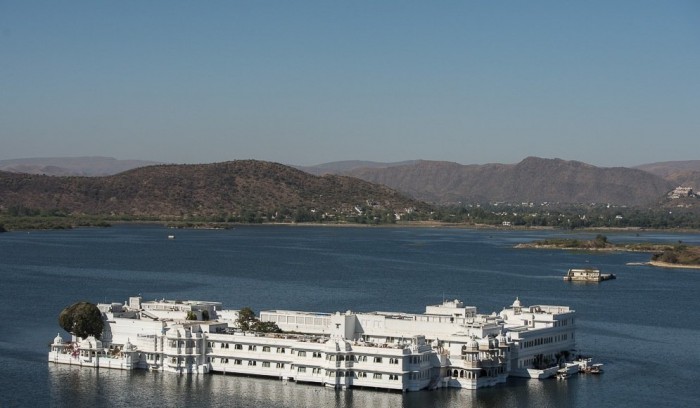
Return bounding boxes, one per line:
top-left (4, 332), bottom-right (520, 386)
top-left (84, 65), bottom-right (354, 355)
top-left (236, 307), bottom-right (282, 333)
top-left (58, 301), bottom-right (105, 340)
top-left (593, 234), bottom-right (608, 248)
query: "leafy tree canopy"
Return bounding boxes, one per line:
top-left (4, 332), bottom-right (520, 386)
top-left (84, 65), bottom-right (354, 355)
top-left (236, 307), bottom-right (281, 333)
top-left (58, 301), bottom-right (104, 340)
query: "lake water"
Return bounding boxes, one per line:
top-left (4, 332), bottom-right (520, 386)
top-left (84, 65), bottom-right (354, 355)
top-left (1, 225), bottom-right (699, 407)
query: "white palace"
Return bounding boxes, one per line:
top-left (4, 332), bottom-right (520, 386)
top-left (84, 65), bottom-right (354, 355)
top-left (49, 296), bottom-right (577, 391)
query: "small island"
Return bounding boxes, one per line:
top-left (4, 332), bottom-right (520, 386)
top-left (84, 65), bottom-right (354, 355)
top-left (515, 235), bottom-right (700, 270)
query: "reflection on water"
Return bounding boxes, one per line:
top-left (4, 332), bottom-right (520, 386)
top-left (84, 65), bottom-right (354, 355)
top-left (48, 365), bottom-right (585, 408)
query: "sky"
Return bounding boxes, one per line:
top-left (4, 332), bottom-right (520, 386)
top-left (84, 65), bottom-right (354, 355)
top-left (1, 1), bottom-right (698, 167)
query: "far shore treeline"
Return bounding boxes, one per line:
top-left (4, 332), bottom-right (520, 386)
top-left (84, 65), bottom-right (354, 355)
top-left (1, 160), bottom-right (699, 231)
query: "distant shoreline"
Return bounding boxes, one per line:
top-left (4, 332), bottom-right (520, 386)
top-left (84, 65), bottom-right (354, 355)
top-left (647, 261), bottom-right (700, 270)
top-left (3, 218), bottom-right (700, 233)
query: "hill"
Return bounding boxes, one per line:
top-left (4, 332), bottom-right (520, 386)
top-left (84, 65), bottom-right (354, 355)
top-left (337, 157), bottom-right (673, 206)
top-left (296, 160), bottom-right (420, 176)
top-left (0, 156), bottom-right (159, 176)
top-left (634, 160), bottom-right (700, 190)
top-left (0, 161), bottom-right (429, 223)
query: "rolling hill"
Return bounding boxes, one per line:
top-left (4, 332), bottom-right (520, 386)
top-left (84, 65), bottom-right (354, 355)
top-left (0, 156), bottom-right (159, 176)
top-left (311, 157), bottom-right (675, 206)
top-left (634, 160), bottom-right (700, 190)
top-left (0, 161), bottom-right (429, 220)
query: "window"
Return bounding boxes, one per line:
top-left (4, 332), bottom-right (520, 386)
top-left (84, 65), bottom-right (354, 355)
top-left (312, 367), bottom-right (322, 374)
top-left (248, 345), bottom-right (257, 351)
top-left (262, 346), bottom-right (271, 352)
top-left (234, 359), bottom-right (242, 365)
top-left (297, 367), bottom-right (306, 373)
top-left (313, 351), bottom-right (322, 358)
top-left (262, 361), bottom-right (270, 368)
top-left (248, 360), bottom-right (257, 366)
top-left (220, 358), bottom-right (229, 364)
top-left (276, 347), bottom-right (286, 354)
top-left (389, 374), bottom-right (398, 381)
top-left (373, 373), bottom-right (382, 379)
top-left (276, 363), bottom-right (285, 368)
top-left (356, 371), bottom-right (367, 378)
top-left (298, 351), bottom-right (307, 357)
top-left (234, 344), bottom-right (242, 350)
top-left (389, 358), bottom-right (399, 365)
top-left (373, 357), bottom-right (383, 363)
top-left (358, 355), bottom-right (367, 362)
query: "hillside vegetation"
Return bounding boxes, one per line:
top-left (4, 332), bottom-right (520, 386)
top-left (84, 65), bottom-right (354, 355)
top-left (0, 161), bottom-right (430, 229)
top-left (330, 157), bottom-right (674, 206)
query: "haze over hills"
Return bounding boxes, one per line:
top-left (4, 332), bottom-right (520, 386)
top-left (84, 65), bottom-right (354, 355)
top-left (326, 157), bottom-right (674, 206)
top-left (0, 161), bottom-right (427, 220)
top-left (0, 156), bottom-right (160, 177)
top-left (634, 160), bottom-right (700, 191)
top-left (1, 156), bottom-right (695, 208)
top-left (295, 160), bottom-right (420, 176)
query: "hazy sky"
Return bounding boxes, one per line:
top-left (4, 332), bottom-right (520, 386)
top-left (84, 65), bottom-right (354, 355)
top-left (2, 1), bottom-right (698, 167)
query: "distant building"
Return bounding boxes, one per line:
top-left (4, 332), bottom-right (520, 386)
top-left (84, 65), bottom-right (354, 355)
top-left (669, 186), bottom-right (695, 199)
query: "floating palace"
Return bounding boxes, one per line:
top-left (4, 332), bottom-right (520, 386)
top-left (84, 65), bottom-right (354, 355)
top-left (50, 296), bottom-right (578, 391)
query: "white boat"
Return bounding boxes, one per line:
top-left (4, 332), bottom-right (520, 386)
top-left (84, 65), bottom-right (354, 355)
top-left (563, 268), bottom-right (615, 282)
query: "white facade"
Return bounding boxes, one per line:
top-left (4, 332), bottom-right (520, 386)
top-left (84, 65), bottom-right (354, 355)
top-left (49, 296), bottom-right (578, 391)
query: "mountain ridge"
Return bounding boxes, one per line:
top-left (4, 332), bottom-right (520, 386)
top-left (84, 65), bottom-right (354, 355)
top-left (0, 156), bottom-right (160, 177)
top-left (0, 161), bottom-right (428, 221)
top-left (337, 157), bottom-right (673, 206)
top-left (1, 156), bottom-right (693, 207)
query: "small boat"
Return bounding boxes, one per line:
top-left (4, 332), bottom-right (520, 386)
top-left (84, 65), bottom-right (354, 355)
top-left (575, 357), bottom-right (604, 374)
top-left (167, 235), bottom-right (175, 240)
top-left (563, 268), bottom-right (616, 282)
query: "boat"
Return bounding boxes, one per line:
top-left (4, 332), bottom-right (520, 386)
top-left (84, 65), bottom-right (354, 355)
top-left (574, 357), bottom-right (604, 374)
top-left (563, 268), bottom-right (615, 282)
top-left (167, 235), bottom-right (175, 240)
top-left (587, 363), bottom-right (604, 374)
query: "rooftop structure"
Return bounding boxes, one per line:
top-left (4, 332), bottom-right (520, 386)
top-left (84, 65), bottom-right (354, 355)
top-left (50, 296), bottom-right (578, 391)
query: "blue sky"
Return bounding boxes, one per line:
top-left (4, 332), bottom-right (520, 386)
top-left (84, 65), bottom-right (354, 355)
top-left (1, 1), bottom-right (698, 167)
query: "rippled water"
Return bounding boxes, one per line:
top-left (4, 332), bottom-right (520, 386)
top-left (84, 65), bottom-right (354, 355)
top-left (1, 225), bottom-right (699, 407)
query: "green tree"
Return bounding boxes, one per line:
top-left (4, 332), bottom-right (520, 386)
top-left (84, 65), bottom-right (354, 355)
top-left (58, 302), bottom-right (105, 340)
top-left (236, 307), bottom-right (282, 333)
top-left (251, 320), bottom-right (283, 333)
top-left (593, 234), bottom-right (608, 248)
top-left (185, 311), bottom-right (197, 320)
top-left (236, 307), bottom-right (256, 331)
